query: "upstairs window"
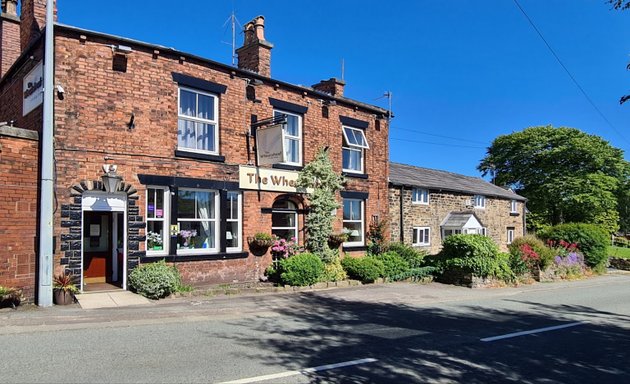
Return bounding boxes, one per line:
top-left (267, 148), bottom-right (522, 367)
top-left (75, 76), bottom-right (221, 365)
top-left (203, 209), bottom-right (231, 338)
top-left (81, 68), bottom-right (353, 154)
top-left (473, 195), bottom-right (486, 209)
top-left (412, 188), bottom-right (429, 205)
top-left (274, 110), bottom-right (302, 165)
top-left (510, 200), bottom-right (518, 213)
top-left (178, 87), bottom-right (219, 154)
top-left (342, 126), bottom-right (369, 173)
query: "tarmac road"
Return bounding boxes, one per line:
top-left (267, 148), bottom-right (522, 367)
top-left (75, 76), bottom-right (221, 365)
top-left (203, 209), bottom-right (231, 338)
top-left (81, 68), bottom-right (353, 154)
top-left (0, 274), bottom-right (629, 383)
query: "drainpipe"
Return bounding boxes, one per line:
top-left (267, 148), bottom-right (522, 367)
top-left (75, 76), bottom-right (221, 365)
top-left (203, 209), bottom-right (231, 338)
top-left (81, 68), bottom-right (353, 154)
top-left (399, 186), bottom-right (404, 243)
top-left (37, 0), bottom-right (55, 307)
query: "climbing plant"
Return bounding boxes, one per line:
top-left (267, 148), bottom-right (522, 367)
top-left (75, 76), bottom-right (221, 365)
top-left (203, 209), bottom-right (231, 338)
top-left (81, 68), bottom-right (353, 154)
top-left (296, 148), bottom-right (344, 261)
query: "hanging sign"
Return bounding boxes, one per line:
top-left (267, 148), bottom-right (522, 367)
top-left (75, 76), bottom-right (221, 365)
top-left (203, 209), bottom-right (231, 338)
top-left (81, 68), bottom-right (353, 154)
top-left (23, 61), bottom-right (44, 116)
top-left (256, 123), bottom-right (285, 166)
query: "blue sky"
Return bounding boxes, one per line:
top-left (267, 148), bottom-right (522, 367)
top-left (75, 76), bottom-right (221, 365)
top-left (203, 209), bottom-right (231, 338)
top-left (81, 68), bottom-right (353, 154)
top-left (54, 0), bottom-right (630, 177)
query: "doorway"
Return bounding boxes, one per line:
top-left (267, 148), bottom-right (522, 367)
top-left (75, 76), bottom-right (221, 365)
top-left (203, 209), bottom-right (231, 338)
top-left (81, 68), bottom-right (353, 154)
top-left (82, 211), bottom-right (124, 291)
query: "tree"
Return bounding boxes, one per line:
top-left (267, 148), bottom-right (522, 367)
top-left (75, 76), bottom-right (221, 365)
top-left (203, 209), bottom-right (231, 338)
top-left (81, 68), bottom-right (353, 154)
top-left (478, 126), bottom-right (629, 233)
top-left (608, 1), bottom-right (630, 103)
top-left (296, 148), bottom-right (344, 261)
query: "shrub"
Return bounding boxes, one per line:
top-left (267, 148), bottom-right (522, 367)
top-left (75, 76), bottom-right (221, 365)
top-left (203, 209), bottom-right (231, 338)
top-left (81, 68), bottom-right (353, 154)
top-left (390, 266), bottom-right (437, 282)
top-left (374, 251), bottom-right (410, 280)
top-left (367, 219), bottom-right (388, 255)
top-left (386, 242), bottom-right (427, 268)
top-left (508, 235), bottom-right (554, 275)
top-left (540, 223), bottom-right (609, 270)
top-left (613, 236), bottom-right (629, 248)
top-left (280, 253), bottom-right (325, 286)
top-left (341, 256), bottom-right (385, 283)
top-left (129, 260), bottom-right (181, 299)
top-left (320, 256), bottom-right (347, 282)
top-left (438, 234), bottom-right (514, 280)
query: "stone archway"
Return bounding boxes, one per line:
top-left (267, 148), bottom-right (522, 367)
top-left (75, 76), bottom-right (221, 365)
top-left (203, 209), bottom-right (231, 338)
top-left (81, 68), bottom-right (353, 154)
top-left (59, 179), bottom-right (143, 290)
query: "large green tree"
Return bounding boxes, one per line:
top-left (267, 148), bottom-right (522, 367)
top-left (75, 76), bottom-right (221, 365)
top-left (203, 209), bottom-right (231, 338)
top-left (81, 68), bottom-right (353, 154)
top-left (478, 126), bottom-right (629, 233)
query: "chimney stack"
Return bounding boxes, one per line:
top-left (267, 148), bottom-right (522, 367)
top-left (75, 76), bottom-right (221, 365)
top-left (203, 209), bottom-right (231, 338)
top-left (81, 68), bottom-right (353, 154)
top-left (236, 15), bottom-right (273, 77)
top-left (20, 0), bottom-right (57, 51)
top-left (312, 78), bottom-right (345, 97)
top-left (1, 0), bottom-right (20, 77)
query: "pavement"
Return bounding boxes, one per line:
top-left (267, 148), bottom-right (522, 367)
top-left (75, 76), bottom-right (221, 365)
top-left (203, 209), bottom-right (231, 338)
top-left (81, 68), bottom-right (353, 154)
top-left (75, 290), bottom-right (152, 309)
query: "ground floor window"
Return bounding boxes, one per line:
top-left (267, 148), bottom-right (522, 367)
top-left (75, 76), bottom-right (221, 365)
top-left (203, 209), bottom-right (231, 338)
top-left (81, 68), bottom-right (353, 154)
top-left (226, 191), bottom-right (242, 251)
top-left (442, 228), bottom-right (462, 238)
top-left (146, 187), bottom-right (169, 255)
top-left (343, 199), bottom-right (364, 246)
top-left (271, 199), bottom-right (298, 241)
top-left (177, 189), bottom-right (219, 253)
top-left (507, 227), bottom-right (515, 244)
top-left (412, 227), bottom-right (430, 246)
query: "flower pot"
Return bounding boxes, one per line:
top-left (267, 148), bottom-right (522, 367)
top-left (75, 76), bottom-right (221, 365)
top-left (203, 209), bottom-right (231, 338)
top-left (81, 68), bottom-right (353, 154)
top-left (247, 237), bottom-right (273, 256)
top-left (53, 289), bottom-right (75, 305)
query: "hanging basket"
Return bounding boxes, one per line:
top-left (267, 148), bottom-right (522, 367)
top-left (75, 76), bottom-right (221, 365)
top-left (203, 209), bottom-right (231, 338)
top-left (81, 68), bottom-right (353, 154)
top-left (247, 237), bottom-right (273, 256)
top-left (328, 233), bottom-right (348, 249)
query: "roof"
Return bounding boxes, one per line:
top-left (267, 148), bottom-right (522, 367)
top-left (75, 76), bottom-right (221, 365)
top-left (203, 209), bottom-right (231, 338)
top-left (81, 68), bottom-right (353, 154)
top-left (50, 23), bottom-right (389, 116)
top-left (440, 212), bottom-right (483, 228)
top-left (389, 162), bottom-right (526, 201)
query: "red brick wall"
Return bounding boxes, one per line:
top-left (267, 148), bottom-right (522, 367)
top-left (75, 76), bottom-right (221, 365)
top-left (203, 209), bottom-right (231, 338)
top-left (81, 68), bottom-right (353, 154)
top-left (1, 14), bottom-right (20, 79)
top-left (0, 131), bottom-right (39, 301)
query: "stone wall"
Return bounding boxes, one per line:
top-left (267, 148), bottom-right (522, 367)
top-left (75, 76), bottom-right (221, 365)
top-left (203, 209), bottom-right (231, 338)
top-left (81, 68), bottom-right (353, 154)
top-left (389, 185), bottom-right (525, 254)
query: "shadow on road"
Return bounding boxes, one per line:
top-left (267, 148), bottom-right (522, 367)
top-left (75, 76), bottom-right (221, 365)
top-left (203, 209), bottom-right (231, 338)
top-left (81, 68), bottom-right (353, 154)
top-left (218, 292), bottom-right (630, 383)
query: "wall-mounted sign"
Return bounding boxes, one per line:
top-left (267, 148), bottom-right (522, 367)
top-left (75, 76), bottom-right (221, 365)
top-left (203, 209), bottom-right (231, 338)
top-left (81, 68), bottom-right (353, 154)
top-left (23, 61), bottom-right (44, 116)
top-left (256, 123), bottom-right (285, 166)
top-left (239, 165), bottom-right (312, 193)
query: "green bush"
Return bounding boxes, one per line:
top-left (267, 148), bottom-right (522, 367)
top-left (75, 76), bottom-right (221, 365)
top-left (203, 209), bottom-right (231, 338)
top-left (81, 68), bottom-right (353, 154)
top-left (341, 256), bottom-right (385, 283)
top-left (129, 260), bottom-right (181, 299)
top-left (390, 266), bottom-right (437, 282)
top-left (320, 257), bottom-right (347, 282)
top-left (374, 251), bottom-right (410, 280)
top-left (280, 253), bottom-right (325, 286)
top-left (508, 235), bottom-right (554, 275)
top-left (386, 242), bottom-right (427, 268)
top-left (540, 223), bottom-right (609, 270)
top-left (438, 234), bottom-right (513, 280)
top-left (613, 236), bottom-right (629, 248)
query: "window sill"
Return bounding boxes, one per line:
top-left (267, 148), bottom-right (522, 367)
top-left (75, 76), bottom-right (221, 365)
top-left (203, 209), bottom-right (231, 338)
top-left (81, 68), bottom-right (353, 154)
top-left (342, 172), bottom-right (368, 179)
top-left (509, 212), bottom-right (520, 216)
top-left (140, 251), bottom-right (248, 262)
top-left (272, 163), bottom-right (303, 171)
top-left (411, 202), bottom-right (429, 206)
top-left (175, 150), bottom-right (225, 163)
top-left (342, 245), bottom-right (367, 252)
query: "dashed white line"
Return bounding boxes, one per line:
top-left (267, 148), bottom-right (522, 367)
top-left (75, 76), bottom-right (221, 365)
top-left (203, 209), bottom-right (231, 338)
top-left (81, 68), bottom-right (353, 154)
top-left (217, 357), bottom-right (378, 384)
top-left (481, 322), bottom-right (585, 342)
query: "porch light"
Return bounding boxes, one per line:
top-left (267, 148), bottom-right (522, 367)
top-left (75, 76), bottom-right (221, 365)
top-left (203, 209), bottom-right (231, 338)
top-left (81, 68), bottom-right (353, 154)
top-left (101, 164), bottom-right (122, 193)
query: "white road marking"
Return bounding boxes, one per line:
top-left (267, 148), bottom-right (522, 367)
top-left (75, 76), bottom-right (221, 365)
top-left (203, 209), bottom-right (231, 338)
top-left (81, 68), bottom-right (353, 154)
top-left (218, 358), bottom-right (378, 384)
top-left (481, 322), bottom-right (584, 342)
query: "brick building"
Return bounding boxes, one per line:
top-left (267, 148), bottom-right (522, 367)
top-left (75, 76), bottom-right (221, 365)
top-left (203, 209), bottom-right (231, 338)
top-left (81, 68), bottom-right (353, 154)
top-left (389, 162), bottom-right (526, 254)
top-left (0, 1), bottom-right (390, 302)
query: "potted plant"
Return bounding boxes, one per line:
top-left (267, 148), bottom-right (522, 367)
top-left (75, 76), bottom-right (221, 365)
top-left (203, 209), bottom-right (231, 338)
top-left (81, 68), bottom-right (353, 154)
top-left (247, 232), bottom-right (274, 256)
top-left (53, 274), bottom-right (79, 305)
top-left (147, 231), bottom-right (163, 251)
top-left (0, 286), bottom-right (21, 309)
top-left (178, 229), bottom-right (197, 249)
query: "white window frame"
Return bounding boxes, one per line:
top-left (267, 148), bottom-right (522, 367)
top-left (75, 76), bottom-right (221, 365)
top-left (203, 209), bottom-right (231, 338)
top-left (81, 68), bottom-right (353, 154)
top-left (474, 195), bottom-right (486, 209)
top-left (507, 228), bottom-right (515, 244)
top-left (479, 227), bottom-right (487, 236)
top-left (442, 228), bottom-right (462, 238)
top-left (412, 188), bottom-right (429, 205)
top-left (510, 200), bottom-right (518, 213)
top-left (342, 126), bottom-right (369, 174)
top-left (146, 187), bottom-right (169, 256)
top-left (176, 188), bottom-right (220, 255)
top-left (412, 227), bottom-right (430, 246)
top-left (274, 109), bottom-right (302, 166)
top-left (177, 86), bottom-right (220, 155)
top-left (343, 199), bottom-right (365, 247)
top-left (271, 200), bottom-right (299, 242)
top-left (226, 191), bottom-right (242, 252)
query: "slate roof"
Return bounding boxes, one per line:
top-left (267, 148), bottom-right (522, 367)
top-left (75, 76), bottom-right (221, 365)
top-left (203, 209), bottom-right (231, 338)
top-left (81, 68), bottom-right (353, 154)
top-left (389, 162), bottom-right (526, 201)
